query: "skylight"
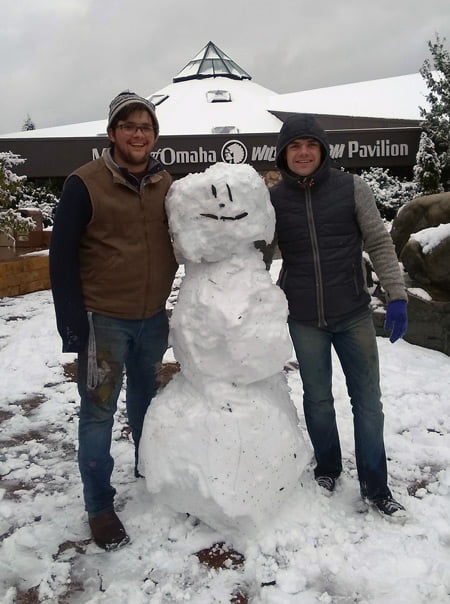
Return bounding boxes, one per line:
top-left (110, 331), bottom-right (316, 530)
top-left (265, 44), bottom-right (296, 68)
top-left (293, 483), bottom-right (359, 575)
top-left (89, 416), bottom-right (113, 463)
top-left (173, 41), bottom-right (252, 83)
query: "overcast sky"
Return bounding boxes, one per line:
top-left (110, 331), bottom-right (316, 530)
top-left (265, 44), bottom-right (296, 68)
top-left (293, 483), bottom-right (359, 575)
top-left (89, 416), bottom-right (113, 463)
top-left (1, 0), bottom-right (449, 135)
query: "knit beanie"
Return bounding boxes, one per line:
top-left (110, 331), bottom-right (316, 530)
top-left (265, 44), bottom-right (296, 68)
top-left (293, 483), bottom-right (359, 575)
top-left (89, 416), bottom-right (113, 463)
top-left (107, 91), bottom-right (159, 138)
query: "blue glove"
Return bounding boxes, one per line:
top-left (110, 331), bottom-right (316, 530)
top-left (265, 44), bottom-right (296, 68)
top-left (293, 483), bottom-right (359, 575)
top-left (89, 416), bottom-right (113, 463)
top-left (384, 300), bottom-right (408, 343)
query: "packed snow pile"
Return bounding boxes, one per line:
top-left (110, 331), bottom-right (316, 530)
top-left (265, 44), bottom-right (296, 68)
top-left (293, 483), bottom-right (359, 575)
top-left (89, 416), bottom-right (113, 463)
top-left (139, 163), bottom-right (309, 537)
top-left (1, 279), bottom-right (450, 602)
top-left (411, 222), bottom-right (450, 254)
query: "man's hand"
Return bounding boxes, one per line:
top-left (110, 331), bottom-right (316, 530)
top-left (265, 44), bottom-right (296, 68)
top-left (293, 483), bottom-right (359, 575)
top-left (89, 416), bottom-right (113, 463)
top-left (384, 300), bottom-right (408, 343)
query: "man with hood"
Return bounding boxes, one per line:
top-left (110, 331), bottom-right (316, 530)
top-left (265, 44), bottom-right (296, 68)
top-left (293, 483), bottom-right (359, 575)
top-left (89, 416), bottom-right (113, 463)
top-left (50, 91), bottom-right (178, 549)
top-left (270, 114), bottom-right (408, 518)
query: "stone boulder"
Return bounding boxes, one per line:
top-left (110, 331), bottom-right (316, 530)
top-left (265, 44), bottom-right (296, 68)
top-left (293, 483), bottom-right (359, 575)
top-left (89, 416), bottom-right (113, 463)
top-left (391, 191), bottom-right (450, 256)
top-left (400, 228), bottom-right (450, 291)
top-left (390, 192), bottom-right (450, 291)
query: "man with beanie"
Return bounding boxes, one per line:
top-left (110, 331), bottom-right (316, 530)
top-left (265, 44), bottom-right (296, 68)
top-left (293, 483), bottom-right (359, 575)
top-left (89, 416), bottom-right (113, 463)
top-left (50, 91), bottom-right (178, 549)
top-left (270, 114), bottom-right (408, 518)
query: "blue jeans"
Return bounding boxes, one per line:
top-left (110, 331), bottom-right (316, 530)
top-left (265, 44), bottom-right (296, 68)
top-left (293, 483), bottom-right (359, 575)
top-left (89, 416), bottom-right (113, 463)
top-left (288, 310), bottom-right (391, 500)
top-left (77, 310), bottom-right (169, 516)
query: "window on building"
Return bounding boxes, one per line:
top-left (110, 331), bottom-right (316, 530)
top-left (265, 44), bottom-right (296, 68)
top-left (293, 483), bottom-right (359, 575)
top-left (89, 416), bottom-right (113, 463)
top-left (211, 126), bottom-right (240, 134)
top-left (206, 90), bottom-right (232, 103)
top-left (149, 94), bottom-right (169, 106)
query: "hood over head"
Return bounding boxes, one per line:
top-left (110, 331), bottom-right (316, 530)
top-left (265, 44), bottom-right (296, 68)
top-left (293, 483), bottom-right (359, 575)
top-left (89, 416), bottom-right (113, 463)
top-left (275, 114), bottom-right (330, 176)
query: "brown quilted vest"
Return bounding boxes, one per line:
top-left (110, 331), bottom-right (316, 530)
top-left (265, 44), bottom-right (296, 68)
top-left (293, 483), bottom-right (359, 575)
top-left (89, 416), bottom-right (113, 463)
top-left (74, 155), bottom-right (178, 319)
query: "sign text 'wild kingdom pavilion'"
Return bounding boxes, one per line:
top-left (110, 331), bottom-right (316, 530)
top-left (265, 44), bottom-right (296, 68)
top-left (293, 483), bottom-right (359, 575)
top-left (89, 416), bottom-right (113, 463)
top-left (0, 128), bottom-right (420, 180)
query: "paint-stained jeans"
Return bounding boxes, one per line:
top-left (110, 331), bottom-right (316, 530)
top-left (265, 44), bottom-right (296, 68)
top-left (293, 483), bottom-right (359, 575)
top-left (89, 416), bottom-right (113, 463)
top-left (288, 310), bottom-right (391, 500)
top-left (77, 310), bottom-right (169, 516)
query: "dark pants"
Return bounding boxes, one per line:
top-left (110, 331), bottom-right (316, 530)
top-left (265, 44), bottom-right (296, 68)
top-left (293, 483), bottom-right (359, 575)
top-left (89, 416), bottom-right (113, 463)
top-left (77, 310), bottom-right (168, 516)
top-left (288, 310), bottom-right (391, 500)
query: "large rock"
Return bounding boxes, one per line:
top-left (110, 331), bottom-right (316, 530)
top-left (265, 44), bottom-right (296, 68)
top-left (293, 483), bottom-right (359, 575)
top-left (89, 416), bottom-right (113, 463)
top-left (391, 192), bottom-right (450, 256)
top-left (371, 192), bottom-right (450, 355)
top-left (390, 192), bottom-right (450, 292)
top-left (400, 233), bottom-right (450, 291)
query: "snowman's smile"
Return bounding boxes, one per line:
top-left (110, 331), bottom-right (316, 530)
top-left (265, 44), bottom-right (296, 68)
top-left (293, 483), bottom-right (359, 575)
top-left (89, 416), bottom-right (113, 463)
top-left (200, 212), bottom-right (248, 221)
top-left (199, 183), bottom-right (248, 220)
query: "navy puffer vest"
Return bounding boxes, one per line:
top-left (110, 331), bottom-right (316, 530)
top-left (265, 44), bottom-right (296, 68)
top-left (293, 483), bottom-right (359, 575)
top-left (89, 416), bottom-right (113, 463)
top-left (270, 115), bottom-right (370, 326)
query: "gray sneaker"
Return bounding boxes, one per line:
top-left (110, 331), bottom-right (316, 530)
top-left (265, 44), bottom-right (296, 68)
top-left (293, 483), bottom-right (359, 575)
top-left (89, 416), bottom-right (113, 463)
top-left (371, 495), bottom-right (407, 519)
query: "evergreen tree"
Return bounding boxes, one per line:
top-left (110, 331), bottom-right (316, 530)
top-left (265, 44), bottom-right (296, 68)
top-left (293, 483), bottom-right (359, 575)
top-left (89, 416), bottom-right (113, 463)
top-left (22, 114), bottom-right (35, 131)
top-left (0, 152), bottom-right (34, 236)
top-left (419, 34), bottom-right (450, 190)
top-left (413, 131), bottom-right (443, 194)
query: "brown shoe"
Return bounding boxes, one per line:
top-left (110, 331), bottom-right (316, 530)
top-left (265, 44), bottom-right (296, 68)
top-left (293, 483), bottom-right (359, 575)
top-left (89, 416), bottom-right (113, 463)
top-left (88, 511), bottom-right (130, 551)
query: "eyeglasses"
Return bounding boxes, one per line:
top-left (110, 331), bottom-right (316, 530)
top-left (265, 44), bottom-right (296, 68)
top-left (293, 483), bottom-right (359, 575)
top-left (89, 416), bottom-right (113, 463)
top-left (116, 123), bottom-right (154, 134)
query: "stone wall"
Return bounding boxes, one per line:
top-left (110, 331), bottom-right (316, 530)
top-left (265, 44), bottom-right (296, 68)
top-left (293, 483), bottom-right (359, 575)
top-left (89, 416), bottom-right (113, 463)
top-left (372, 281), bottom-right (450, 357)
top-left (0, 252), bottom-right (50, 298)
top-left (403, 292), bottom-right (450, 356)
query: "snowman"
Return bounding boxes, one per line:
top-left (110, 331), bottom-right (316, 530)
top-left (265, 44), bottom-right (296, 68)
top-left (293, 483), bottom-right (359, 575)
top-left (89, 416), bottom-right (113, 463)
top-left (139, 162), bottom-right (310, 537)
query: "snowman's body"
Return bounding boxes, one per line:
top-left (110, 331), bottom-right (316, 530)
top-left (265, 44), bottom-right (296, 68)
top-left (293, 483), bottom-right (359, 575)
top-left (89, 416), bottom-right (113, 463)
top-left (170, 248), bottom-right (291, 386)
top-left (139, 163), bottom-right (309, 536)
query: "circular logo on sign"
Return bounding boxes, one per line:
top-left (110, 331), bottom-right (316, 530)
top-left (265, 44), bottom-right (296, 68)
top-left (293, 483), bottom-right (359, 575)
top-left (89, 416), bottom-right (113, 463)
top-left (221, 140), bottom-right (248, 164)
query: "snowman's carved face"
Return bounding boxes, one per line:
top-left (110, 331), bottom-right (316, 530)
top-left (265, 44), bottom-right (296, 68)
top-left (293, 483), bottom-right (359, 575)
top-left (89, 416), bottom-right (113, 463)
top-left (166, 163), bottom-right (275, 263)
top-left (199, 183), bottom-right (248, 222)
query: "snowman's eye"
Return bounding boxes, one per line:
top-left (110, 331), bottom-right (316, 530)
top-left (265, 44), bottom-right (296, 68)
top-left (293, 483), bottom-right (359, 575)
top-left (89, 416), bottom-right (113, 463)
top-left (226, 184), bottom-right (233, 202)
top-left (211, 184), bottom-right (217, 198)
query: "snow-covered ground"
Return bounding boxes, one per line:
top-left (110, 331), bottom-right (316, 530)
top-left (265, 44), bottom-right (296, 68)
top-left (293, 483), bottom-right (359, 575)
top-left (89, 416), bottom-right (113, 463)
top-left (1, 261), bottom-right (450, 603)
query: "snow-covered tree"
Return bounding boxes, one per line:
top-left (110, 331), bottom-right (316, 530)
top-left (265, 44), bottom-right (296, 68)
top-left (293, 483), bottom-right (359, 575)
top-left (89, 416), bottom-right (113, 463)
top-left (0, 152), bottom-right (32, 236)
top-left (0, 152), bottom-right (26, 204)
top-left (0, 151), bottom-right (58, 237)
top-left (414, 131), bottom-right (443, 195)
top-left (420, 34), bottom-right (450, 190)
top-left (22, 114), bottom-right (35, 131)
top-left (360, 167), bottom-right (417, 221)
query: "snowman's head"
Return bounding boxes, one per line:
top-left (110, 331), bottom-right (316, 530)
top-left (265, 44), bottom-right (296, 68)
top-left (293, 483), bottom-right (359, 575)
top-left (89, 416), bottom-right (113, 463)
top-left (166, 162), bottom-right (275, 262)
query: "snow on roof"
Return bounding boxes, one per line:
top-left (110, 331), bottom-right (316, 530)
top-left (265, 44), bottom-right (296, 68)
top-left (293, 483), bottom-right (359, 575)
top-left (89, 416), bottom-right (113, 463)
top-left (267, 73), bottom-right (428, 121)
top-left (0, 119), bottom-right (109, 139)
top-left (1, 76), bottom-right (282, 139)
top-left (149, 77), bottom-right (282, 135)
top-left (0, 44), bottom-right (428, 140)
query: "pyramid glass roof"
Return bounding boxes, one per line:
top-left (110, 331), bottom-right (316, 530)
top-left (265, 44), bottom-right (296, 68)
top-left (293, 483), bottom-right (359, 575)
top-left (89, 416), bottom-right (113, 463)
top-left (173, 41), bottom-right (251, 83)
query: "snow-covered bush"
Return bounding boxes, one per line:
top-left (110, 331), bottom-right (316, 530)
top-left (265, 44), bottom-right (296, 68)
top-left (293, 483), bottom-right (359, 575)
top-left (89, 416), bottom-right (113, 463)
top-left (359, 167), bottom-right (417, 221)
top-left (0, 208), bottom-right (35, 237)
top-left (14, 182), bottom-right (58, 227)
top-left (0, 151), bottom-right (58, 236)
